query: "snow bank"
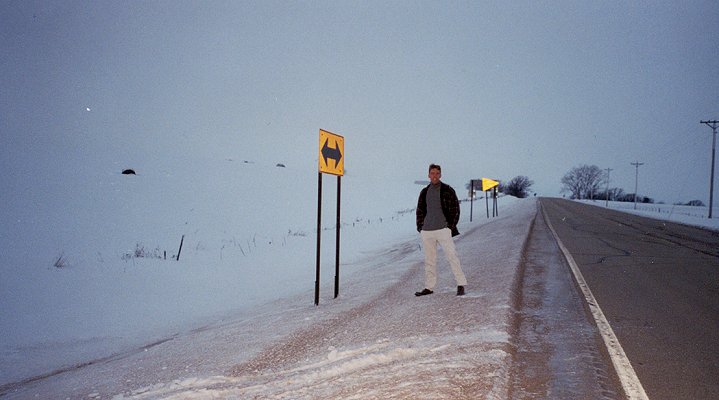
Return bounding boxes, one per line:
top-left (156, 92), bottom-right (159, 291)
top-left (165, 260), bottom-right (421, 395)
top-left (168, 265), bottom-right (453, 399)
top-left (3, 196), bottom-right (537, 399)
top-left (0, 158), bottom-right (420, 388)
top-left (104, 197), bottom-right (536, 400)
top-left (577, 199), bottom-right (719, 231)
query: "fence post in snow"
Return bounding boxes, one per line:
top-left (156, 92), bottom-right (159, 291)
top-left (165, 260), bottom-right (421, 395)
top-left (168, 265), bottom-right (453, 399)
top-left (177, 235), bottom-right (185, 261)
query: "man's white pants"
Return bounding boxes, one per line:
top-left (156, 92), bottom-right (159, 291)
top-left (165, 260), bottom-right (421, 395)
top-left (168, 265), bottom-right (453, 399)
top-left (420, 228), bottom-right (467, 290)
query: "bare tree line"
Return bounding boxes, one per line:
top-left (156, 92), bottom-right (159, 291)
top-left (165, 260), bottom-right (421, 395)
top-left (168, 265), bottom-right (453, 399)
top-left (560, 164), bottom-right (704, 205)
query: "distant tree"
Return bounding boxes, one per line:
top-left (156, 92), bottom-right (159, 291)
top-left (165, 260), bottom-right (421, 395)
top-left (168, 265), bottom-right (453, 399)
top-left (609, 187), bottom-right (625, 202)
top-left (618, 194), bottom-right (654, 204)
top-left (503, 176), bottom-right (534, 198)
top-left (561, 165), bottom-right (605, 199)
top-left (593, 187), bottom-right (625, 202)
top-left (617, 193), bottom-right (635, 203)
top-left (686, 200), bottom-right (705, 207)
top-left (497, 181), bottom-right (506, 194)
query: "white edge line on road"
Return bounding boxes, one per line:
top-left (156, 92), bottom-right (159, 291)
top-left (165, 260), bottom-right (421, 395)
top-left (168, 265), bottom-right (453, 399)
top-left (540, 204), bottom-right (649, 400)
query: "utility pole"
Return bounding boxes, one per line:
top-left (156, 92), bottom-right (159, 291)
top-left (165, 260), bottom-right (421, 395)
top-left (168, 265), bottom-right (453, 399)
top-left (701, 120), bottom-right (718, 218)
top-left (631, 161), bottom-right (643, 210)
top-left (605, 167), bottom-right (613, 208)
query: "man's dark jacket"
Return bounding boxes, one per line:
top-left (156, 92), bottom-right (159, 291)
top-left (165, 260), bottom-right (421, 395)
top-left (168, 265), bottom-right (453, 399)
top-left (416, 182), bottom-right (461, 236)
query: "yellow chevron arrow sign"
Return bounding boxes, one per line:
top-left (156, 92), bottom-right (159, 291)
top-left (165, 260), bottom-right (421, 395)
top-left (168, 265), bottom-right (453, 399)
top-left (481, 178), bottom-right (499, 191)
top-left (318, 129), bottom-right (344, 176)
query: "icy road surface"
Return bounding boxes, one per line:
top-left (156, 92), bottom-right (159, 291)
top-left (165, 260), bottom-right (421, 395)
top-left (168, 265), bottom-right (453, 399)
top-left (3, 199), bottom-right (617, 399)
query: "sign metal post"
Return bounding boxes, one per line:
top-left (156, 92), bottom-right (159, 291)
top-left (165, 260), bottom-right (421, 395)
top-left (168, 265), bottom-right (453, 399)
top-left (470, 179), bottom-right (475, 222)
top-left (315, 129), bottom-right (344, 305)
top-left (474, 178), bottom-right (499, 219)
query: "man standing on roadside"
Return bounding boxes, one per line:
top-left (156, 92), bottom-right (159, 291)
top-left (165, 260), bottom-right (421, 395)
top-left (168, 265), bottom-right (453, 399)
top-left (415, 164), bottom-right (467, 296)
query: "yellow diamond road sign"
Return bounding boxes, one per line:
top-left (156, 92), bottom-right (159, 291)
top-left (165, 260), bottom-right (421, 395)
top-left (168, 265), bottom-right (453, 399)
top-left (319, 129), bottom-right (344, 176)
top-left (481, 178), bottom-right (499, 191)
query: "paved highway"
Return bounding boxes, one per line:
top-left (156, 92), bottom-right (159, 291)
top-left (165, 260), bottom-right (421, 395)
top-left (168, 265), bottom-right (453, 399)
top-left (510, 201), bottom-right (623, 399)
top-left (540, 198), bottom-right (719, 400)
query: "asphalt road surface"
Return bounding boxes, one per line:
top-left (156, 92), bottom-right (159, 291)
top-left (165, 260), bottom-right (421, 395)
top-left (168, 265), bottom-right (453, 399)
top-left (539, 198), bottom-right (719, 400)
top-left (510, 201), bottom-right (623, 400)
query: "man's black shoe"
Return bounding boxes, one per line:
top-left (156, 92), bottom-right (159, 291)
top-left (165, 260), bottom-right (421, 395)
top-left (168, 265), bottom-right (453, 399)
top-left (414, 288), bottom-right (433, 297)
top-left (457, 286), bottom-right (465, 296)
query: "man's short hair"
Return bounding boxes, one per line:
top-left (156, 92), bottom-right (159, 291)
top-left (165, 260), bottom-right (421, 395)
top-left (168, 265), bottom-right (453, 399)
top-left (429, 163), bottom-right (442, 173)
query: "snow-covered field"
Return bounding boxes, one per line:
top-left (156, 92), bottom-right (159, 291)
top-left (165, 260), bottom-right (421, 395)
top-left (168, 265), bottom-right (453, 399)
top-left (105, 197), bottom-right (536, 400)
top-left (578, 199), bottom-right (719, 231)
top-left (3, 155), bottom-right (529, 393)
top-left (3, 189), bottom-right (535, 399)
top-left (2, 155), bottom-right (716, 399)
top-left (0, 157), bottom-right (423, 389)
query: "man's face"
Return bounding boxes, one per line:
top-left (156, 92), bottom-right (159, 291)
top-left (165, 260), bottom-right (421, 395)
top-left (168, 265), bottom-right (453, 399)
top-left (428, 168), bottom-right (441, 185)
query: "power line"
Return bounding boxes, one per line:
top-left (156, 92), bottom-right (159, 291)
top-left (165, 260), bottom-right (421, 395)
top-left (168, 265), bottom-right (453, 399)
top-left (700, 120), bottom-right (718, 218)
top-left (605, 167), bottom-right (614, 208)
top-left (631, 162), bottom-right (644, 210)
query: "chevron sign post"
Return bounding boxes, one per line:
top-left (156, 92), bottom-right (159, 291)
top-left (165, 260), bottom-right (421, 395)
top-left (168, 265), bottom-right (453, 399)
top-left (481, 178), bottom-right (500, 218)
top-left (470, 178), bottom-right (500, 221)
top-left (315, 129), bottom-right (345, 305)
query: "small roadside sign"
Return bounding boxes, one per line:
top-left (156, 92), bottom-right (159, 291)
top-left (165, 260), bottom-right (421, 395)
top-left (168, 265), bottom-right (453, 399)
top-left (470, 178), bottom-right (500, 221)
top-left (481, 178), bottom-right (500, 191)
top-left (315, 129), bottom-right (345, 305)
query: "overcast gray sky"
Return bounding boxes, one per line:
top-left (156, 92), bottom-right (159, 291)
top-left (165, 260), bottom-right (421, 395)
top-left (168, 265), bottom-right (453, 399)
top-left (2, 1), bottom-right (718, 207)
